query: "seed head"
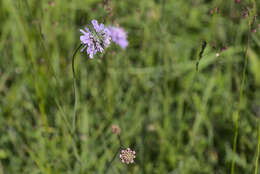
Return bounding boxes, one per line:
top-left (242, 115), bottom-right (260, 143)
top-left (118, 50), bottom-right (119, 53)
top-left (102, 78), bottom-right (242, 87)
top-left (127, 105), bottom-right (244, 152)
top-left (120, 148), bottom-right (136, 164)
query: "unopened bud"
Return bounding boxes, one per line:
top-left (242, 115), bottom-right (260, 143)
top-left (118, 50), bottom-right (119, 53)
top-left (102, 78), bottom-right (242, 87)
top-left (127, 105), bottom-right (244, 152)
top-left (111, 124), bottom-right (121, 134)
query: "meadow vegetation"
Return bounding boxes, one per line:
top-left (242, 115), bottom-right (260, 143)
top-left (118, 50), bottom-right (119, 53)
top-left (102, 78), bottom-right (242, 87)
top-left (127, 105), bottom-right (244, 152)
top-left (0, 0), bottom-right (260, 173)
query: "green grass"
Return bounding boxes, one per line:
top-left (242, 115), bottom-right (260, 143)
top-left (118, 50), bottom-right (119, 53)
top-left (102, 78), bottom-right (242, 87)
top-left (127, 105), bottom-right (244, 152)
top-left (0, 0), bottom-right (260, 173)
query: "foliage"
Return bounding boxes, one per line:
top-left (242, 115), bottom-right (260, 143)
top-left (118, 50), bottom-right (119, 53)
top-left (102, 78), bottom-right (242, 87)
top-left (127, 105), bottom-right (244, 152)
top-left (0, 0), bottom-right (259, 173)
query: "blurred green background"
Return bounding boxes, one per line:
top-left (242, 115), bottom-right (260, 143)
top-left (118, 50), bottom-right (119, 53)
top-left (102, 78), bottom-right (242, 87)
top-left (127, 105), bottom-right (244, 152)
top-left (0, 0), bottom-right (260, 173)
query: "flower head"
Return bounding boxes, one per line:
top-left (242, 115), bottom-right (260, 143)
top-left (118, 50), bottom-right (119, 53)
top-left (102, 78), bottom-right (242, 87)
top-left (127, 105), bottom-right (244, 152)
top-left (119, 148), bottom-right (136, 164)
top-left (80, 20), bottom-right (111, 58)
top-left (242, 8), bottom-right (248, 18)
top-left (108, 26), bottom-right (128, 49)
top-left (209, 9), bottom-right (214, 15)
top-left (111, 124), bottom-right (121, 134)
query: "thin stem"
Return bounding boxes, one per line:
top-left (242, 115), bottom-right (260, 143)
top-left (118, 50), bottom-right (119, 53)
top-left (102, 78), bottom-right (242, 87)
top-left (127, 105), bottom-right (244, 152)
top-left (118, 134), bottom-right (123, 148)
top-left (103, 135), bottom-right (123, 174)
top-left (254, 123), bottom-right (260, 174)
top-left (72, 44), bottom-right (83, 133)
top-left (231, 16), bottom-right (252, 174)
top-left (103, 147), bottom-right (120, 174)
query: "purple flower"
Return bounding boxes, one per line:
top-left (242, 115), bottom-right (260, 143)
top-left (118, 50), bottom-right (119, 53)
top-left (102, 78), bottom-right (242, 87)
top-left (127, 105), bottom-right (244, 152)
top-left (80, 20), bottom-right (111, 58)
top-left (108, 26), bottom-right (128, 49)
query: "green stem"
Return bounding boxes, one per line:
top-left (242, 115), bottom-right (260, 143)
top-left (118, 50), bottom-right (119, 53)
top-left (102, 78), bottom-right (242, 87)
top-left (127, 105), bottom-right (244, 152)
top-left (72, 44), bottom-right (83, 133)
top-left (255, 124), bottom-right (260, 174)
top-left (104, 135), bottom-right (124, 174)
top-left (231, 17), bottom-right (251, 174)
top-left (103, 147), bottom-right (120, 174)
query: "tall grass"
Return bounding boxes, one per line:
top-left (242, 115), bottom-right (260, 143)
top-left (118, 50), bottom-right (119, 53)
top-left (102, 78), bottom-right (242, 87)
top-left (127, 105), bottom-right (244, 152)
top-left (231, 1), bottom-right (257, 173)
top-left (255, 124), bottom-right (260, 174)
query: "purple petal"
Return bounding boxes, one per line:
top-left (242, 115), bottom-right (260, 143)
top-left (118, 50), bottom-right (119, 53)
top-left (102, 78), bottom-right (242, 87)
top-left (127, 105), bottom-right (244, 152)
top-left (91, 20), bottom-right (100, 32)
top-left (80, 29), bottom-right (87, 35)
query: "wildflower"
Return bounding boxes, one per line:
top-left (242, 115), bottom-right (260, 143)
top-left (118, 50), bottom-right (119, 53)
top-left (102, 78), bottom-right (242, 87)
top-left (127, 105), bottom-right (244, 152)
top-left (216, 53), bottom-right (220, 57)
top-left (242, 8), bottom-right (248, 18)
top-left (209, 9), bottom-right (214, 15)
top-left (80, 20), bottom-right (111, 58)
top-left (253, 29), bottom-right (257, 33)
top-left (108, 26), bottom-right (128, 49)
top-left (111, 124), bottom-right (121, 134)
top-left (120, 148), bottom-right (136, 164)
top-left (221, 46), bottom-right (229, 52)
top-left (214, 7), bottom-right (219, 13)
